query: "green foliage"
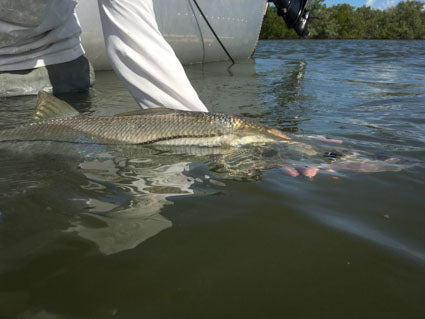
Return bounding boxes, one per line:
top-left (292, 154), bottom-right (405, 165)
top-left (259, 0), bottom-right (425, 40)
top-left (259, 6), bottom-right (299, 39)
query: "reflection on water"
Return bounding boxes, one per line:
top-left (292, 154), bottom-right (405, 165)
top-left (66, 157), bottom-right (193, 255)
top-left (264, 60), bottom-right (307, 129)
top-left (185, 60), bottom-right (266, 117)
top-left (0, 132), bottom-right (413, 258)
top-left (310, 208), bottom-right (425, 264)
top-left (0, 142), bottom-right (199, 256)
top-left (66, 144), bottom-right (250, 255)
top-left (1, 40), bottom-right (425, 318)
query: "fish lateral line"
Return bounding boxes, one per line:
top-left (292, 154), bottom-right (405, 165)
top-left (0, 92), bottom-right (294, 147)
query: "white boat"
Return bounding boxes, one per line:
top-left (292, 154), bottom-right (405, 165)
top-left (76, 0), bottom-right (268, 70)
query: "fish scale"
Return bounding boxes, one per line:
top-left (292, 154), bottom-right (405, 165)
top-left (0, 92), bottom-right (291, 146)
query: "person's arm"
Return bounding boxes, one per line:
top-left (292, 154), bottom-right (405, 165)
top-left (97, 0), bottom-right (208, 112)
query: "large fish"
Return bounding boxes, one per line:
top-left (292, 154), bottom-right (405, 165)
top-left (0, 91), bottom-right (291, 147)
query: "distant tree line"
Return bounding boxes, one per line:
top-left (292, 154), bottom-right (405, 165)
top-left (260, 0), bottom-right (425, 39)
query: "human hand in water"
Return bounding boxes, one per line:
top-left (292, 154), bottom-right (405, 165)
top-left (280, 136), bottom-right (341, 179)
top-left (280, 166), bottom-right (336, 179)
top-left (278, 135), bottom-right (404, 179)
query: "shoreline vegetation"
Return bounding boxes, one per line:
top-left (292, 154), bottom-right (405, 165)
top-left (260, 0), bottom-right (425, 40)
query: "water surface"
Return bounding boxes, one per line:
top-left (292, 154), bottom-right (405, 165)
top-left (1, 40), bottom-right (425, 318)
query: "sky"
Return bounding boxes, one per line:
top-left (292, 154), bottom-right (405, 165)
top-left (323, 0), bottom-right (405, 10)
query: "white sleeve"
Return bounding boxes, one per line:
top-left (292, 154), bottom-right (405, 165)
top-left (97, 0), bottom-right (208, 112)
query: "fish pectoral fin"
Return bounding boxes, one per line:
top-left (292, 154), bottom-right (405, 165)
top-left (34, 91), bottom-right (81, 120)
top-left (114, 108), bottom-right (180, 117)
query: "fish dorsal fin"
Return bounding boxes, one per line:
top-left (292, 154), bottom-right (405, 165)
top-left (114, 108), bottom-right (180, 117)
top-left (34, 91), bottom-right (80, 120)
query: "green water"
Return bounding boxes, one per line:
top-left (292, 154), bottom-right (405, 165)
top-left (0, 40), bottom-right (425, 318)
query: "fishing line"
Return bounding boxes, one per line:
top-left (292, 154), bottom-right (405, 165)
top-left (188, 0), bottom-right (206, 65)
top-left (192, 0), bottom-right (235, 65)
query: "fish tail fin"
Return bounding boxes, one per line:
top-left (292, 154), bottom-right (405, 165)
top-left (34, 91), bottom-right (80, 120)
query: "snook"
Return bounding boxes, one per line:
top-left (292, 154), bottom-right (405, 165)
top-left (0, 92), bottom-right (291, 147)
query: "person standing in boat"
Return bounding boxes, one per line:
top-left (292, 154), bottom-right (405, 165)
top-left (0, 0), bottom-right (208, 112)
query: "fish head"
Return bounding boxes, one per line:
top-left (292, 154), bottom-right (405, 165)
top-left (228, 126), bottom-right (292, 146)
top-left (266, 129), bottom-right (292, 141)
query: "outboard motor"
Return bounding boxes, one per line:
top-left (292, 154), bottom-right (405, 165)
top-left (272, 0), bottom-right (310, 37)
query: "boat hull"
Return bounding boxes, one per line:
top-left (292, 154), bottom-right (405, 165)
top-left (76, 0), bottom-right (267, 70)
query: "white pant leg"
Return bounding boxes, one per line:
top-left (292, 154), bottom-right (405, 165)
top-left (97, 0), bottom-right (207, 112)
